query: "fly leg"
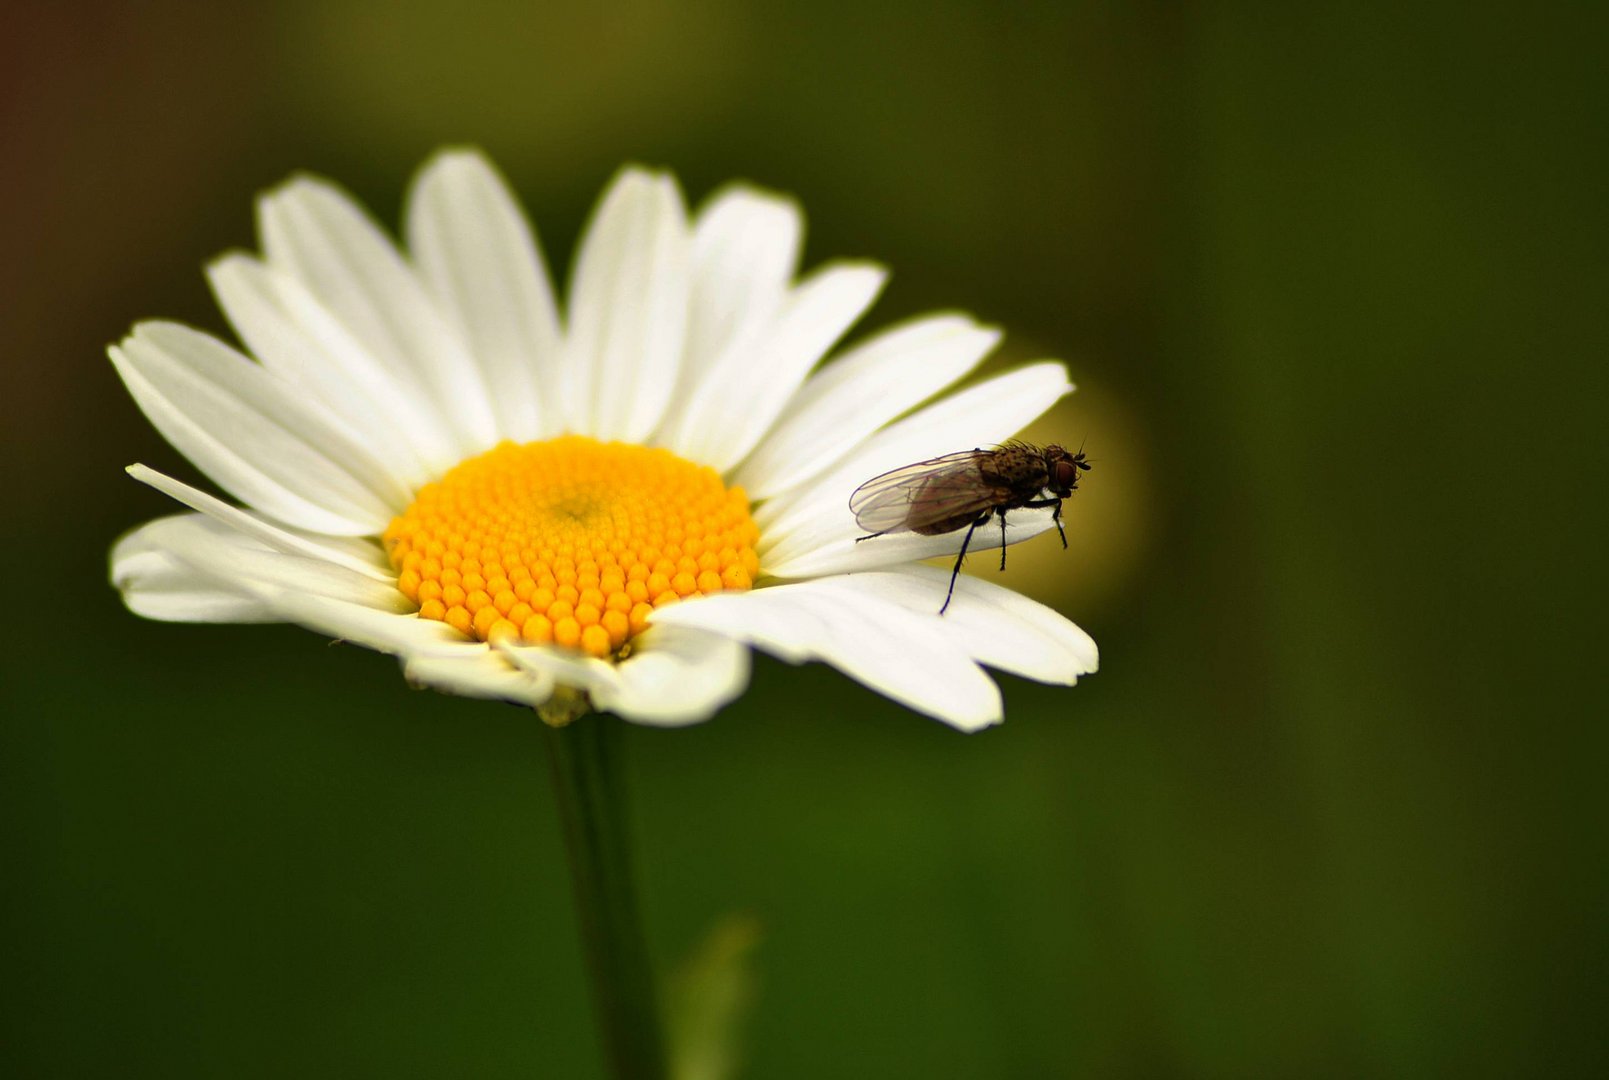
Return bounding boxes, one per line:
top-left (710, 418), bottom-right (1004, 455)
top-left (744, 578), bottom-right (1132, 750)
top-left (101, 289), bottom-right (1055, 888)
top-left (855, 531), bottom-right (887, 543)
top-left (998, 508), bottom-right (1009, 571)
top-left (1023, 497), bottom-right (1068, 549)
top-left (941, 513), bottom-right (988, 615)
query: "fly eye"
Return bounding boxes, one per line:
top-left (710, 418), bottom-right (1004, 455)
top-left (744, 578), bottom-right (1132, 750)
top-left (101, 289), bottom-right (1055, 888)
top-left (1052, 460), bottom-right (1079, 489)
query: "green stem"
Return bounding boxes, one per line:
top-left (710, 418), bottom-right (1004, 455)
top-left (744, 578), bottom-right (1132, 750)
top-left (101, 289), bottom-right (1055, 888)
top-left (543, 715), bottom-right (668, 1080)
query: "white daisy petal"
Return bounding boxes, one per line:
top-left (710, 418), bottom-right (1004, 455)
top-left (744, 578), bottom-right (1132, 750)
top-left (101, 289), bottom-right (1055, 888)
top-left (405, 149), bottom-right (561, 442)
top-left (115, 507), bottom-right (432, 658)
top-left (126, 464), bottom-right (393, 581)
top-left (497, 641), bottom-right (625, 700)
top-left (403, 647), bottom-right (556, 706)
top-left (111, 322), bottom-right (408, 535)
top-left (807, 567), bottom-right (1098, 684)
top-left (735, 314), bottom-right (1001, 499)
top-left (563, 167), bottom-right (691, 441)
top-left (130, 513), bottom-right (410, 613)
top-left (594, 624), bottom-right (751, 726)
top-left (111, 523), bottom-right (279, 623)
top-left (206, 253), bottom-right (446, 485)
top-left (664, 261), bottom-right (886, 470)
top-left (258, 175), bottom-right (499, 455)
top-left (649, 585), bottom-right (1003, 731)
top-left (681, 185), bottom-right (802, 390)
top-left (249, 586), bottom-right (470, 657)
top-left (758, 362), bottom-right (1073, 575)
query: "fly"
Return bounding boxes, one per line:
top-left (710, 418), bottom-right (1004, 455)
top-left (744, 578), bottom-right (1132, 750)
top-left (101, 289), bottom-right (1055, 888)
top-left (851, 442), bottom-right (1090, 614)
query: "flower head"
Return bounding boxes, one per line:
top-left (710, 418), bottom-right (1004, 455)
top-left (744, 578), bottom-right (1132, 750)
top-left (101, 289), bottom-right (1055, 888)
top-left (110, 151), bottom-right (1096, 730)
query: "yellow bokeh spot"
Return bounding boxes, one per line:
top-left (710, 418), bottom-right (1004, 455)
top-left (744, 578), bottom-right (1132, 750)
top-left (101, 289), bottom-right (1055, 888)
top-left (385, 436), bottom-right (760, 659)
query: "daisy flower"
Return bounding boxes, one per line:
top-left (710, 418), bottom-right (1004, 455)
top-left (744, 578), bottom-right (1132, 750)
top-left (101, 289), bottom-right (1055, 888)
top-left (110, 150), bottom-right (1097, 730)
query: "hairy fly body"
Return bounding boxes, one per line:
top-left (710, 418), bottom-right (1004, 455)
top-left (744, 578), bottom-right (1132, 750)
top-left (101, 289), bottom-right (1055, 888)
top-left (851, 443), bottom-right (1090, 614)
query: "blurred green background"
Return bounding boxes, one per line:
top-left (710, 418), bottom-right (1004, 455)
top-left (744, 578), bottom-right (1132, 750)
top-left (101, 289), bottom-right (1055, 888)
top-left (3, 2), bottom-right (1604, 1077)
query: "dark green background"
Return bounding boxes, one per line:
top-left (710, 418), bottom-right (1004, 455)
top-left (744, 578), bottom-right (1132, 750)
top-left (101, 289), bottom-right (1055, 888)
top-left (3, 2), bottom-right (1604, 1077)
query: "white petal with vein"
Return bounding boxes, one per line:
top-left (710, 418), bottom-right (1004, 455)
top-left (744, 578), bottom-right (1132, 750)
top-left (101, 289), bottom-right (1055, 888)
top-left (735, 314), bottom-right (1000, 499)
top-left (132, 514), bottom-right (408, 612)
top-left (249, 587), bottom-right (470, 657)
top-left (259, 175), bottom-right (499, 456)
top-left (805, 568), bottom-right (1098, 684)
top-left (679, 186), bottom-right (802, 395)
top-left (406, 150), bottom-right (561, 443)
top-left (562, 168), bottom-right (690, 441)
top-left (207, 253), bottom-right (444, 485)
top-left (649, 584), bottom-right (1002, 731)
top-left (663, 262), bottom-right (885, 470)
top-left (111, 322), bottom-right (408, 535)
top-left (111, 520), bottom-right (279, 623)
top-left (126, 464), bottom-right (393, 579)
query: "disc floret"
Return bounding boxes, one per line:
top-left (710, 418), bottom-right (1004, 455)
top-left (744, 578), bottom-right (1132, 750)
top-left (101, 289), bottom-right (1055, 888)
top-left (385, 436), bottom-right (760, 658)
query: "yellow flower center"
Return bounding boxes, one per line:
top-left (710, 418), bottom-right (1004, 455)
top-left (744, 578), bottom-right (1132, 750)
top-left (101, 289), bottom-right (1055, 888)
top-left (384, 436), bottom-right (759, 659)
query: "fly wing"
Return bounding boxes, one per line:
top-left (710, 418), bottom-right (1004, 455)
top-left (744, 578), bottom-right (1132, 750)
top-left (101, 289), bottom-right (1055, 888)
top-left (849, 450), bottom-right (1001, 534)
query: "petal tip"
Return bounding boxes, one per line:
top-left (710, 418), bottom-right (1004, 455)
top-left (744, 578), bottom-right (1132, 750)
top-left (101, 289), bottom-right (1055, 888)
top-left (412, 146), bottom-right (503, 194)
top-left (831, 258), bottom-right (890, 284)
top-left (426, 144), bottom-right (490, 167)
top-left (700, 180), bottom-right (805, 217)
top-left (611, 162), bottom-right (665, 189)
top-left (203, 249), bottom-right (257, 279)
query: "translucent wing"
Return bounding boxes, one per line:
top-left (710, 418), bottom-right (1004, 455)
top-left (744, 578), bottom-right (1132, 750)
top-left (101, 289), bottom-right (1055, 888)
top-left (849, 450), bottom-right (1003, 534)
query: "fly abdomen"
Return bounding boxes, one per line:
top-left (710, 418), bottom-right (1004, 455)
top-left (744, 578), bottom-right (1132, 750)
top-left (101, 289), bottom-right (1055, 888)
top-left (913, 509), bottom-right (990, 536)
